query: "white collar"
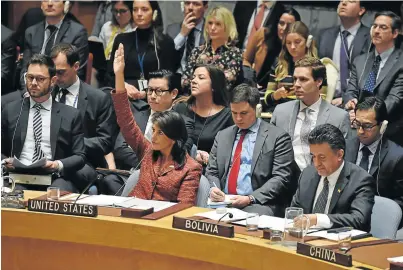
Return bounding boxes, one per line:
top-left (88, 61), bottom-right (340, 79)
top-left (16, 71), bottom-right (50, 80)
top-left (66, 77), bottom-right (80, 96)
top-left (375, 46), bottom-right (395, 61)
top-left (340, 22), bottom-right (361, 37)
top-left (30, 96), bottom-right (52, 110)
top-left (195, 19), bottom-right (204, 32)
top-left (299, 97), bottom-right (322, 112)
top-left (45, 18), bottom-right (64, 30)
top-left (323, 161), bottom-right (345, 187)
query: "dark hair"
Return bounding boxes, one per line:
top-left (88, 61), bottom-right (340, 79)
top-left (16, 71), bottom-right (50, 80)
top-left (148, 69), bottom-right (176, 91)
top-left (27, 54), bottom-right (56, 77)
top-left (148, 0), bottom-right (163, 28)
top-left (294, 56), bottom-right (327, 88)
top-left (151, 110), bottom-right (188, 166)
top-left (308, 124), bottom-right (346, 154)
top-left (50, 43), bottom-right (80, 66)
top-left (264, 7), bottom-right (301, 43)
top-left (230, 83), bottom-right (260, 109)
top-left (355, 97), bottom-right (388, 123)
top-left (187, 64), bottom-right (229, 107)
top-left (374, 11), bottom-right (402, 33)
top-left (111, 1), bottom-right (134, 26)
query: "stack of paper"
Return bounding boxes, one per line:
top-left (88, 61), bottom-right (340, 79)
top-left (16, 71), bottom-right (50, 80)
top-left (307, 229), bottom-right (368, 241)
top-left (232, 215), bottom-right (286, 230)
top-left (113, 197), bottom-right (177, 212)
top-left (207, 195), bottom-right (237, 207)
top-left (194, 208), bottom-right (248, 222)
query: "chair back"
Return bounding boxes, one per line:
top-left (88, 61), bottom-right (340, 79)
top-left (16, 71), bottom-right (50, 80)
top-left (196, 175), bottom-right (210, 208)
top-left (371, 196), bottom-right (402, 239)
top-left (121, 170), bottom-right (140, 197)
top-left (85, 53), bottom-right (94, 84)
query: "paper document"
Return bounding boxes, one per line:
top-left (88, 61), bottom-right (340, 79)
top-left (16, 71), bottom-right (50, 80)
top-left (113, 197), bottom-right (176, 212)
top-left (194, 208), bottom-right (248, 222)
top-left (207, 195), bottom-right (237, 206)
top-left (75, 195), bottom-right (133, 207)
top-left (308, 229), bottom-right (367, 241)
top-left (232, 215), bottom-right (286, 230)
top-left (59, 193), bottom-right (90, 201)
top-left (388, 256), bottom-right (403, 263)
top-left (12, 157), bottom-right (49, 174)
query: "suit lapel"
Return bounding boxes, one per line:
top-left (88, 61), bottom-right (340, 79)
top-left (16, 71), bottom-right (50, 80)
top-left (360, 53), bottom-right (374, 90)
top-left (374, 49), bottom-right (400, 90)
top-left (222, 126), bottom-right (238, 185)
top-left (316, 100), bottom-right (330, 126)
top-left (251, 123), bottom-right (269, 174)
top-left (369, 139), bottom-right (388, 176)
top-left (327, 27), bottom-right (339, 58)
top-left (308, 172), bottom-right (321, 212)
top-left (352, 25), bottom-right (369, 59)
top-left (55, 19), bottom-right (70, 44)
top-left (345, 137), bottom-right (360, 164)
top-left (328, 163), bottom-right (350, 213)
top-left (289, 102), bottom-right (299, 139)
top-left (77, 82), bottom-right (88, 120)
top-left (50, 102), bottom-right (62, 158)
top-left (36, 22), bottom-right (46, 51)
top-left (16, 101), bottom-right (31, 157)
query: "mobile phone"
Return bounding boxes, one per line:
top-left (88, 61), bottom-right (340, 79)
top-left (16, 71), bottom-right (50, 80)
top-left (282, 83), bottom-right (293, 91)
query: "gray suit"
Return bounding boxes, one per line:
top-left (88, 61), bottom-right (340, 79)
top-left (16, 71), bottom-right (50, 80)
top-left (270, 99), bottom-right (351, 140)
top-left (205, 120), bottom-right (295, 217)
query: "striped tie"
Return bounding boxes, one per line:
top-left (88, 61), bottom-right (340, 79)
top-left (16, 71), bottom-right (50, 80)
top-left (313, 178), bottom-right (329, 214)
top-left (32, 103), bottom-right (46, 162)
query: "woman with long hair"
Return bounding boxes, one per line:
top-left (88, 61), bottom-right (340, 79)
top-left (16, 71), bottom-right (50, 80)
top-left (175, 64), bottom-right (234, 166)
top-left (111, 43), bottom-right (202, 204)
top-left (181, 6), bottom-right (242, 93)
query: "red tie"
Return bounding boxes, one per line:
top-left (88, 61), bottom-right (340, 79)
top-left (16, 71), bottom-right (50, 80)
top-left (228, 130), bottom-right (248, 195)
top-left (246, 3), bottom-right (266, 48)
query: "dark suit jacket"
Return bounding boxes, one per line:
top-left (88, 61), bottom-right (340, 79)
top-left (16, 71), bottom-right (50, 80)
top-left (1, 98), bottom-right (86, 175)
top-left (22, 18), bottom-right (88, 82)
top-left (318, 24), bottom-right (370, 63)
top-left (113, 99), bottom-right (195, 170)
top-left (166, 20), bottom-right (206, 57)
top-left (54, 81), bottom-right (118, 167)
top-left (345, 137), bottom-right (403, 213)
top-left (1, 25), bottom-right (17, 95)
top-left (205, 120), bottom-right (295, 216)
top-left (291, 161), bottom-right (375, 231)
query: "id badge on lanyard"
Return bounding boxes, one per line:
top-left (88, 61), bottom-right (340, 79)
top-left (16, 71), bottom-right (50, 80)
top-left (136, 31), bottom-right (148, 91)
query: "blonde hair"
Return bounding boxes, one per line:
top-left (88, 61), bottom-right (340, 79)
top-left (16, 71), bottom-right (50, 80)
top-left (275, 21), bottom-right (318, 80)
top-left (203, 6), bottom-right (238, 45)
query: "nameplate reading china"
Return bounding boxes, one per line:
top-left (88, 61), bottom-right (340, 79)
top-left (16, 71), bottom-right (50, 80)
top-left (27, 199), bottom-right (98, 217)
top-left (297, 242), bottom-right (352, 267)
top-left (172, 216), bottom-right (234, 238)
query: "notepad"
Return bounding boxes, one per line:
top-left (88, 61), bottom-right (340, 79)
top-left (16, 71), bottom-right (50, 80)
top-left (207, 195), bottom-right (237, 207)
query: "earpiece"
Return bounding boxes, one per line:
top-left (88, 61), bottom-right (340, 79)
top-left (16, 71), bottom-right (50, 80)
top-left (64, 0), bottom-right (70, 14)
top-left (256, 104), bottom-right (262, 118)
top-left (380, 120), bottom-right (388, 135)
top-left (370, 25), bottom-right (374, 40)
top-left (306, 35), bottom-right (313, 49)
top-left (152, 10), bottom-right (158, 22)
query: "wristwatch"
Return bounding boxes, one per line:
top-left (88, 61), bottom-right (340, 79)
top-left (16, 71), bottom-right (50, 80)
top-left (248, 195), bottom-right (256, 205)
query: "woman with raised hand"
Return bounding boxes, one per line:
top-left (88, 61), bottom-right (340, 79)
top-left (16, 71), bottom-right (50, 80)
top-left (111, 43), bottom-right (201, 204)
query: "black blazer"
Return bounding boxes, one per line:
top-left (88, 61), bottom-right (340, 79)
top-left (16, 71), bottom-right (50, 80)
top-left (318, 24), bottom-right (371, 63)
top-left (22, 18), bottom-right (88, 82)
top-left (291, 161), bottom-right (375, 231)
top-left (1, 98), bottom-right (86, 175)
top-left (113, 99), bottom-right (195, 170)
top-left (205, 120), bottom-right (295, 217)
top-left (54, 81), bottom-right (118, 167)
top-left (1, 25), bottom-right (17, 95)
top-left (345, 137), bottom-right (403, 213)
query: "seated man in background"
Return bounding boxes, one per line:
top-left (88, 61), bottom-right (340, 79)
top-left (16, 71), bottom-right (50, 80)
top-left (291, 124), bottom-right (375, 231)
top-left (345, 97), bottom-right (403, 227)
top-left (101, 70), bottom-right (195, 195)
top-left (1, 54), bottom-right (86, 192)
top-left (207, 84), bottom-right (295, 217)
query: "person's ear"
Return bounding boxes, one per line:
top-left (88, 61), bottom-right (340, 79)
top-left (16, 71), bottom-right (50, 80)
top-left (358, 7), bottom-right (366, 17)
top-left (316, 78), bottom-right (323, 89)
top-left (171, 88), bottom-right (178, 99)
top-left (73, 61), bottom-right (80, 72)
top-left (337, 149), bottom-right (344, 161)
top-left (392, 29), bottom-right (399, 39)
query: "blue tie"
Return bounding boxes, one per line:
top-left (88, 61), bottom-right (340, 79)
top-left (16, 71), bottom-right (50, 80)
top-left (339, 30), bottom-right (350, 95)
top-left (363, 55), bottom-right (382, 93)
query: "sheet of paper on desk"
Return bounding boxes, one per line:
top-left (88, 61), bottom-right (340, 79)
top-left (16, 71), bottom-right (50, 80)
top-left (232, 215), bottom-right (286, 230)
top-left (308, 229), bottom-right (367, 241)
top-left (114, 197), bottom-right (176, 212)
top-left (76, 195), bottom-right (133, 206)
top-left (388, 256), bottom-right (403, 263)
top-left (194, 208), bottom-right (248, 221)
top-left (59, 193), bottom-right (90, 201)
top-left (207, 195), bottom-right (237, 207)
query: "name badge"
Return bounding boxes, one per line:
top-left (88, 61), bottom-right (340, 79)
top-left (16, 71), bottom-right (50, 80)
top-left (138, 79), bottom-right (148, 91)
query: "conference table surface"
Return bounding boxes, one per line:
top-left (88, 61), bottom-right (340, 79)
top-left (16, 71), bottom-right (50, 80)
top-left (2, 191), bottom-right (383, 270)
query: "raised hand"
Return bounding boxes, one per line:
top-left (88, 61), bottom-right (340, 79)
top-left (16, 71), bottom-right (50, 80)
top-left (180, 12), bottom-right (197, 37)
top-left (113, 43), bottom-right (125, 75)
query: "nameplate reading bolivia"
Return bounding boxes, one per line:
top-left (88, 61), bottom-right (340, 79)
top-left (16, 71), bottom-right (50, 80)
top-left (172, 216), bottom-right (234, 238)
top-left (296, 242), bottom-right (352, 267)
top-left (27, 199), bottom-right (98, 217)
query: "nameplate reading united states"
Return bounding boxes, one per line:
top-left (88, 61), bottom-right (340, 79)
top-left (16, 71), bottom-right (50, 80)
top-left (27, 199), bottom-right (98, 217)
top-left (297, 242), bottom-right (352, 267)
top-left (172, 216), bottom-right (234, 238)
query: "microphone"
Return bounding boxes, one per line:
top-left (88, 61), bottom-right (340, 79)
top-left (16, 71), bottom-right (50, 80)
top-left (10, 92), bottom-right (30, 158)
top-left (217, 212), bottom-right (234, 224)
top-left (73, 176), bottom-right (100, 204)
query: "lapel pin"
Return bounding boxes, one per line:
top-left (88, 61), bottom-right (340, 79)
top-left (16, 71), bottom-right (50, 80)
top-left (338, 189), bottom-right (341, 193)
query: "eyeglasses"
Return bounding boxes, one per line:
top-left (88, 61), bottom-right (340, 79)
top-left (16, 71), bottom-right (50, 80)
top-left (351, 119), bottom-right (378, 131)
top-left (25, 74), bottom-right (50, 84)
top-left (112, 9), bottom-right (129, 15)
top-left (146, 88), bottom-right (171, 96)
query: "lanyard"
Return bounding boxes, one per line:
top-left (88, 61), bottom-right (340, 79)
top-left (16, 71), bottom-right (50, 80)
top-left (136, 31), bottom-right (146, 78)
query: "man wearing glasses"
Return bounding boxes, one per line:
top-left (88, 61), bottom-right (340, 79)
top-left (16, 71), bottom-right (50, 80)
top-left (101, 70), bottom-right (195, 195)
top-left (2, 54), bottom-right (86, 192)
top-left (345, 97), bottom-right (403, 228)
top-left (344, 11), bottom-right (403, 146)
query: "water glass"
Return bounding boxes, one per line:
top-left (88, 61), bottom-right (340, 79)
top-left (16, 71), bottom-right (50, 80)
top-left (246, 213), bottom-right (259, 231)
top-left (47, 187), bottom-right (60, 201)
top-left (270, 230), bottom-right (283, 243)
top-left (338, 230), bottom-right (352, 251)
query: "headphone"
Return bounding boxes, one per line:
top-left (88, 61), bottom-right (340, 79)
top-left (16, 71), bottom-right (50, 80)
top-left (64, 1), bottom-right (70, 14)
top-left (256, 104), bottom-right (263, 118)
top-left (379, 120), bottom-right (388, 135)
top-left (306, 35), bottom-right (313, 49)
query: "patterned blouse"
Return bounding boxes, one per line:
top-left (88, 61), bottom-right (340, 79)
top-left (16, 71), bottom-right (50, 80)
top-left (182, 43), bottom-right (243, 91)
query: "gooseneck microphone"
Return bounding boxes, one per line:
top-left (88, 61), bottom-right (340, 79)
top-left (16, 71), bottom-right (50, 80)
top-left (73, 176), bottom-right (100, 204)
top-left (217, 212), bottom-right (234, 224)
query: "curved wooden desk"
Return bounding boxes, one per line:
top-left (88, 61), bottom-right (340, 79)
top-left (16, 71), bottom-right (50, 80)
top-left (2, 192), bottom-right (379, 270)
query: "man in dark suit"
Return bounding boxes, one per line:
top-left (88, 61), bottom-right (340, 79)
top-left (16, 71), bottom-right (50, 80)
top-left (21, 0), bottom-right (88, 85)
top-left (101, 70), bottom-right (195, 195)
top-left (345, 11), bottom-right (403, 146)
top-left (1, 24), bottom-right (17, 95)
top-left (345, 97), bottom-right (403, 227)
top-left (317, 0), bottom-right (370, 107)
top-left (271, 57), bottom-right (351, 171)
top-left (166, 1), bottom-right (207, 74)
top-left (1, 54), bottom-right (86, 192)
top-left (207, 84), bottom-right (295, 216)
top-left (291, 124), bottom-right (375, 231)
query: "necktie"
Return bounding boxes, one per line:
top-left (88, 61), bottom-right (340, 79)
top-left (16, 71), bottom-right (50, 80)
top-left (32, 103), bottom-right (46, 162)
top-left (339, 30), bottom-right (350, 95)
top-left (228, 130), bottom-right (248, 195)
top-left (44, 25), bottom-right (58, 56)
top-left (59, 88), bottom-right (69, 104)
top-left (185, 28), bottom-right (196, 61)
top-left (359, 146), bottom-right (371, 172)
top-left (300, 108), bottom-right (313, 165)
top-left (363, 55), bottom-right (382, 93)
top-left (246, 3), bottom-right (266, 47)
top-left (313, 177), bottom-right (329, 214)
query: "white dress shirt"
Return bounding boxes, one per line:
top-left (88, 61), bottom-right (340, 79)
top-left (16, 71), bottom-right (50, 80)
top-left (144, 110), bottom-right (155, 142)
top-left (314, 161), bottom-right (345, 228)
top-left (19, 97), bottom-right (53, 165)
top-left (41, 19), bottom-right (64, 54)
top-left (375, 46), bottom-right (395, 79)
top-left (55, 77), bottom-right (80, 108)
top-left (356, 138), bottom-right (381, 172)
top-left (242, 1), bottom-right (272, 50)
top-left (293, 98), bottom-right (322, 170)
top-left (332, 22), bottom-right (361, 93)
